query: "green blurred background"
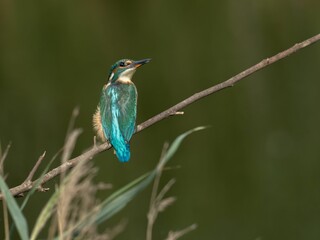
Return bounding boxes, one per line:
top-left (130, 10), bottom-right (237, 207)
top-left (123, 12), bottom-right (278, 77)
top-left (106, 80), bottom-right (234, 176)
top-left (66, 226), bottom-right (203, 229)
top-left (1, 0), bottom-right (320, 239)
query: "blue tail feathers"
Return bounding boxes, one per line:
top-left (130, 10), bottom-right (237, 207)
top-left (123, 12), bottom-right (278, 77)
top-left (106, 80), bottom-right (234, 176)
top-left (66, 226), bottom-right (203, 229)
top-left (110, 132), bottom-right (130, 162)
top-left (114, 142), bottom-right (130, 162)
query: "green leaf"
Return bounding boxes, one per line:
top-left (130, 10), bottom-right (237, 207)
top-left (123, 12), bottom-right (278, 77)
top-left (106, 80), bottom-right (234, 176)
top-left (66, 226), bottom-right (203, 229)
top-left (94, 126), bottom-right (206, 225)
top-left (0, 176), bottom-right (29, 240)
top-left (158, 126), bottom-right (207, 168)
top-left (95, 172), bottom-right (155, 224)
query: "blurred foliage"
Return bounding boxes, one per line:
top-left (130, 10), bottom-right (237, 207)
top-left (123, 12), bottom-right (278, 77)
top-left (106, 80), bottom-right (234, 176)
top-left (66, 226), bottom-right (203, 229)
top-left (0, 0), bottom-right (320, 239)
top-left (0, 127), bottom-right (203, 239)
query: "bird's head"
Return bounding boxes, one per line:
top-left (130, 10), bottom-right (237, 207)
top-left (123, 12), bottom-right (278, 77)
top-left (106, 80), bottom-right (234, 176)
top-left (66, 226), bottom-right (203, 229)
top-left (108, 58), bottom-right (151, 83)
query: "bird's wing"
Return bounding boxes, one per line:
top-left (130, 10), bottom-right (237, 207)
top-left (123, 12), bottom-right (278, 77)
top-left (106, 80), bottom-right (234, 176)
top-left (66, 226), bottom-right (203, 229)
top-left (100, 85), bottom-right (112, 140)
top-left (116, 83), bottom-right (137, 142)
top-left (100, 83), bottom-right (137, 143)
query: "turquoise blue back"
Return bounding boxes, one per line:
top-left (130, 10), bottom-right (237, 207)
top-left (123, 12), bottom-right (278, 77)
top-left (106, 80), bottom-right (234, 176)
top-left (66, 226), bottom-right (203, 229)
top-left (100, 82), bottom-right (137, 162)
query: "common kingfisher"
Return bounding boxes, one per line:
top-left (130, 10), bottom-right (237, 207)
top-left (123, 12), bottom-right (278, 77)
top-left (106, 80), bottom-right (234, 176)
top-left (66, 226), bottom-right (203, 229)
top-left (93, 58), bottom-right (151, 162)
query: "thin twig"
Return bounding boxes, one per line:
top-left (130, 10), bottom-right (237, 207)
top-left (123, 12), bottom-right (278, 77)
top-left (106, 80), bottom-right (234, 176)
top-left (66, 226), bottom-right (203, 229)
top-left (25, 151), bottom-right (46, 183)
top-left (0, 33), bottom-right (319, 199)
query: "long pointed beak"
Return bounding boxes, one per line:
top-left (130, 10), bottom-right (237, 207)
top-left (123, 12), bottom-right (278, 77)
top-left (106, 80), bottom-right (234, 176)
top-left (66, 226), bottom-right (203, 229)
top-left (133, 58), bottom-right (151, 68)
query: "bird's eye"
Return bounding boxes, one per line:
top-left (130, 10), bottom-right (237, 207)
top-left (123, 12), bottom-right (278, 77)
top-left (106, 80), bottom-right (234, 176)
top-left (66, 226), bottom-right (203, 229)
top-left (119, 62), bottom-right (125, 67)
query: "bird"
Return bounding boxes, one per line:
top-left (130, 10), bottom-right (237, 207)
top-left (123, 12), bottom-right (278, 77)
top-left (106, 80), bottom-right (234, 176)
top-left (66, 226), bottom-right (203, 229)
top-left (93, 58), bottom-right (151, 162)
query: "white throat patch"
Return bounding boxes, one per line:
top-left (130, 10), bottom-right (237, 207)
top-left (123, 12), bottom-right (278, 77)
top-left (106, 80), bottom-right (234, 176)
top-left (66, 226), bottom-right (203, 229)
top-left (118, 68), bottom-right (136, 83)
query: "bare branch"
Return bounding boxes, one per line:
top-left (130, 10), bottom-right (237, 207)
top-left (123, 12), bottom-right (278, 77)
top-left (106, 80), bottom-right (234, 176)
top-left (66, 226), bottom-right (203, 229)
top-left (137, 33), bottom-right (320, 132)
top-left (0, 33), bottom-right (319, 199)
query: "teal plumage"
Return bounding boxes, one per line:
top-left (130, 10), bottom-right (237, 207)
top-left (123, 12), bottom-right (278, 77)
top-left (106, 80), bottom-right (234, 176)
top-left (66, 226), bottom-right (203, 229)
top-left (100, 82), bottom-right (137, 161)
top-left (93, 58), bottom-right (151, 162)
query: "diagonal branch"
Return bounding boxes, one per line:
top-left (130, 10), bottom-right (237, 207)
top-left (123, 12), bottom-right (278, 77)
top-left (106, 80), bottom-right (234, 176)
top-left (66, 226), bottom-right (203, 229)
top-left (0, 33), bottom-right (319, 199)
top-left (137, 33), bottom-right (320, 131)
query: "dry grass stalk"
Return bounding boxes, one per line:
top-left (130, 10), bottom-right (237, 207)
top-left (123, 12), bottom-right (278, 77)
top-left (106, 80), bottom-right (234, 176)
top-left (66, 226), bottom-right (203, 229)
top-left (53, 154), bottom-right (123, 240)
top-left (146, 142), bottom-right (198, 240)
top-left (165, 224), bottom-right (197, 240)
